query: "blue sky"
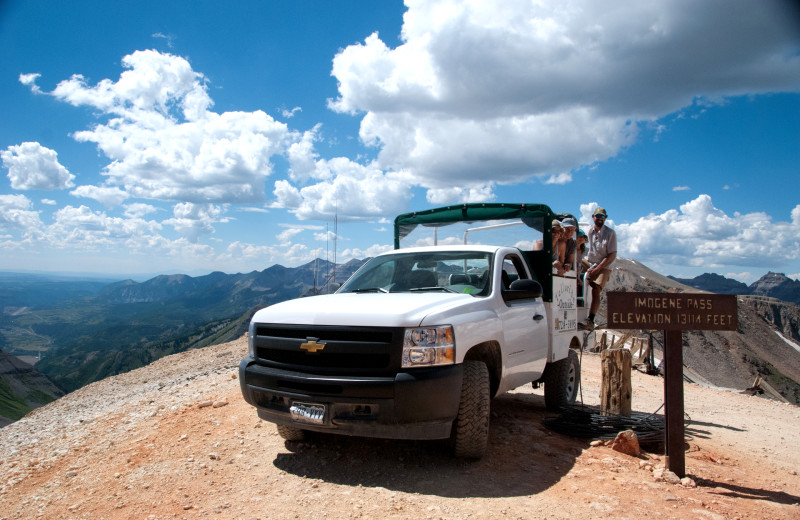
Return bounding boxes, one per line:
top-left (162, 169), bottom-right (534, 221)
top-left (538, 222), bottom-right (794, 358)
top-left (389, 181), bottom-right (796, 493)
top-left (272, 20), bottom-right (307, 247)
top-left (1, 0), bottom-right (799, 284)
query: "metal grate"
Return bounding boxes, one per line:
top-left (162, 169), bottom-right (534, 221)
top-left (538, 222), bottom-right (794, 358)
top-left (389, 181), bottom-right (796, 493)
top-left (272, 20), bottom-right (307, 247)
top-left (252, 324), bottom-right (403, 375)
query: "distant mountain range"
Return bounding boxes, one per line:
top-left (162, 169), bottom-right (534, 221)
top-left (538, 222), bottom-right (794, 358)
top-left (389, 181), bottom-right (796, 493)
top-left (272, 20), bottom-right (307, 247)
top-left (0, 259), bottom-right (366, 396)
top-left (668, 271), bottom-right (800, 304)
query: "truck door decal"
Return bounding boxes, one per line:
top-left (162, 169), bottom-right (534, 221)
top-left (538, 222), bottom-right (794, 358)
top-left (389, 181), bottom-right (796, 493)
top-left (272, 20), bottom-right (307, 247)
top-left (553, 277), bottom-right (577, 331)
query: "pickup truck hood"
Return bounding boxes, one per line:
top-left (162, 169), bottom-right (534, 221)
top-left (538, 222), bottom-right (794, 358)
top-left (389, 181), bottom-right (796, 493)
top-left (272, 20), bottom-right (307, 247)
top-left (252, 292), bottom-right (476, 328)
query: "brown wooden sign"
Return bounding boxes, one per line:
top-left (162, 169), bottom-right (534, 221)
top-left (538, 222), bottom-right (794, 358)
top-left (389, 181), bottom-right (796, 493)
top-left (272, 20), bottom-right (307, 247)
top-left (607, 292), bottom-right (738, 331)
top-left (604, 291), bottom-right (738, 478)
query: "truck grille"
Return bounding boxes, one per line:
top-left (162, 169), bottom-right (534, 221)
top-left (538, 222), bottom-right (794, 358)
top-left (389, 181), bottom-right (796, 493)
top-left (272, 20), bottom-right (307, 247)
top-left (253, 324), bottom-right (404, 375)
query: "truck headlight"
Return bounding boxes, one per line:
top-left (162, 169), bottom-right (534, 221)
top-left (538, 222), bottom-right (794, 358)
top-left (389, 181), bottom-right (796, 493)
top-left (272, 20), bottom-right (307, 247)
top-left (402, 326), bottom-right (455, 367)
top-left (248, 322), bottom-right (256, 358)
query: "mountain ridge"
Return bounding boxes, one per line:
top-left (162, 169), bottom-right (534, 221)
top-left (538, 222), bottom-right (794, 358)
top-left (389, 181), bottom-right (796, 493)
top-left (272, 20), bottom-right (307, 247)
top-left (606, 259), bottom-right (800, 404)
top-left (668, 271), bottom-right (800, 305)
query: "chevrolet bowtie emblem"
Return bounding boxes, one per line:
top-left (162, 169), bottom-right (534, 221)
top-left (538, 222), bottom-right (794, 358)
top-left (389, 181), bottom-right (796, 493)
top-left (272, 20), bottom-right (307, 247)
top-left (300, 338), bottom-right (326, 353)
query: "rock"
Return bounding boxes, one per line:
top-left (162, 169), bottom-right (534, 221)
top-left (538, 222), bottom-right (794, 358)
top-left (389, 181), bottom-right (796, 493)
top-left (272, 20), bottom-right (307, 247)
top-left (611, 430), bottom-right (640, 457)
top-left (212, 400), bottom-right (228, 408)
top-left (652, 467), bottom-right (682, 484)
top-left (590, 440), bottom-right (604, 447)
top-left (660, 470), bottom-right (682, 485)
top-left (681, 477), bottom-right (697, 488)
top-left (197, 400), bottom-right (213, 408)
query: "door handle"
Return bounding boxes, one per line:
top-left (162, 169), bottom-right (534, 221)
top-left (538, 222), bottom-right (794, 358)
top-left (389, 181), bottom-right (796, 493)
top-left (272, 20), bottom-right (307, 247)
top-left (533, 314), bottom-right (545, 321)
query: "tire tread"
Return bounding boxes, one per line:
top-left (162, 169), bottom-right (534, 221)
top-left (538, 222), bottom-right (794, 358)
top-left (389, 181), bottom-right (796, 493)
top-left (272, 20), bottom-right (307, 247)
top-left (452, 360), bottom-right (490, 459)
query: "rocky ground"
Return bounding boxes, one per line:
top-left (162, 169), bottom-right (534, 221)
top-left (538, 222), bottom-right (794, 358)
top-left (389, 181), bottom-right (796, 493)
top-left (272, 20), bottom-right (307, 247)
top-left (1, 335), bottom-right (799, 520)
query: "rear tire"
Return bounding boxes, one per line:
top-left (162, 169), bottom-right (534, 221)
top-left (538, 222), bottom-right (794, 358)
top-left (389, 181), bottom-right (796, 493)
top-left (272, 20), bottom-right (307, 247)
top-left (543, 349), bottom-right (580, 412)
top-left (452, 360), bottom-right (491, 459)
top-left (277, 424), bottom-right (306, 441)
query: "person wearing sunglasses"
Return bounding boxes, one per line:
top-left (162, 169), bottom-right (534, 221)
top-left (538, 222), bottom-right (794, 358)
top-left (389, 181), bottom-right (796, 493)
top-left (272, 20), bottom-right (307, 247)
top-left (582, 207), bottom-right (617, 330)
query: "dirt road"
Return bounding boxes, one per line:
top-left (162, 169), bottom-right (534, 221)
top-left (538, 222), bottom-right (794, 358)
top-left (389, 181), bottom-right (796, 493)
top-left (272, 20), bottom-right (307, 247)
top-left (1, 336), bottom-right (798, 519)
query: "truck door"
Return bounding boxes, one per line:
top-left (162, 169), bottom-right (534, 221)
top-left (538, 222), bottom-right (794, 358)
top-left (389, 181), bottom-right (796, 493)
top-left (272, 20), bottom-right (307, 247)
top-left (497, 253), bottom-right (549, 391)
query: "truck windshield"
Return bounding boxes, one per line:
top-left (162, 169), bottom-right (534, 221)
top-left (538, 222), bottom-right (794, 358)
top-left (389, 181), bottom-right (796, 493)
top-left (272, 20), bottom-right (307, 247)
top-left (339, 251), bottom-right (493, 296)
top-left (398, 218), bottom-right (543, 251)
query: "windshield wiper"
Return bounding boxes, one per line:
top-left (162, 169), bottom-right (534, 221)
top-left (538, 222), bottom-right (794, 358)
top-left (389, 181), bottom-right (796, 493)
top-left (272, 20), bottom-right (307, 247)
top-left (352, 287), bottom-right (389, 293)
top-left (410, 286), bottom-right (457, 293)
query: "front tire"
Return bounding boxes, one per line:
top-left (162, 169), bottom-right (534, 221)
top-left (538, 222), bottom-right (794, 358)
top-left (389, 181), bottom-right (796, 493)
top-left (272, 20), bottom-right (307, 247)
top-left (543, 349), bottom-right (580, 412)
top-left (277, 424), bottom-right (306, 441)
top-left (452, 360), bottom-right (491, 459)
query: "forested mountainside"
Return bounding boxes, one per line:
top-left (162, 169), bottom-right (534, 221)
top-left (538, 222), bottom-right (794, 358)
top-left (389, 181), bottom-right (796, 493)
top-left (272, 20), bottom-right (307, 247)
top-left (0, 349), bottom-right (63, 427)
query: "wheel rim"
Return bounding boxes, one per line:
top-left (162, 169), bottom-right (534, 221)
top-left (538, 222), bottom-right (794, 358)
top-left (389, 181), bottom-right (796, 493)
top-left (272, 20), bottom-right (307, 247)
top-left (566, 363), bottom-right (577, 398)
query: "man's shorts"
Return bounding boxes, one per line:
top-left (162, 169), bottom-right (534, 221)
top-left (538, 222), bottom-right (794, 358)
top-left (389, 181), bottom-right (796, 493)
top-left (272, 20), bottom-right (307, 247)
top-left (589, 268), bottom-right (612, 289)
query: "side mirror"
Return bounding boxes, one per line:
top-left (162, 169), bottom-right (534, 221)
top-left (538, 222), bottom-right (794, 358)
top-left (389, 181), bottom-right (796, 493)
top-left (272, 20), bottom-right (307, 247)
top-left (502, 279), bottom-right (543, 302)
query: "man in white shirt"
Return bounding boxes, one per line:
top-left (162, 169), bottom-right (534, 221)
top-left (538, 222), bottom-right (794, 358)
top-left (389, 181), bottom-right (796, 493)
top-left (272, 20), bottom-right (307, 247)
top-left (582, 207), bottom-right (617, 330)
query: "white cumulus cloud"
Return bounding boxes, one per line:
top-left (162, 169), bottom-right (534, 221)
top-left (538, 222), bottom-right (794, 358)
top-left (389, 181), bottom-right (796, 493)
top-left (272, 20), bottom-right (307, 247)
top-left (163, 202), bottom-right (225, 242)
top-left (272, 158), bottom-right (411, 221)
top-left (47, 205), bottom-right (163, 251)
top-left (329, 0), bottom-right (800, 201)
top-left (71, 185), bottom-right (130, 207)
top-left (24, 50), bottom-right (291, 204)
top-left (2, 142), bottom-right (76, 190)
top-left (18, 73), bottom-right (42, 94)
top-left (616, 195), bottom-right (800, 270)
top-left (0, 194), bottom-right (43, 236)
top-left (123, 202), bottom-right (159, 219)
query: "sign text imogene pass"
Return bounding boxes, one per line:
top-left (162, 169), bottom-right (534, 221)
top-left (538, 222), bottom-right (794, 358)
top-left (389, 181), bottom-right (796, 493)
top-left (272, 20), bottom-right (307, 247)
top-left (607, 292), bottom-right (738, 331)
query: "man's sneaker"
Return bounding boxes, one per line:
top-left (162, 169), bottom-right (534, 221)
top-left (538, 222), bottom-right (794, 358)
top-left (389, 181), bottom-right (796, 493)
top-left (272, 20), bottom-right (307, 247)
top-left (580, 318), bottom-right (595, 331)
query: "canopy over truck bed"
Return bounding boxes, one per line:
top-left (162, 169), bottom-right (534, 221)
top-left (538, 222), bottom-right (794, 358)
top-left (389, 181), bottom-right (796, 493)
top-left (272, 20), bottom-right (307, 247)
top-left (394, 203), bottom-right (576, 302)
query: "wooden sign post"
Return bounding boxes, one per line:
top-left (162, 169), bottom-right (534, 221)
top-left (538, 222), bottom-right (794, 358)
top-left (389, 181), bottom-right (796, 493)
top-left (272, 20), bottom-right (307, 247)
top-left (607, 292), bottom-right (738, 477)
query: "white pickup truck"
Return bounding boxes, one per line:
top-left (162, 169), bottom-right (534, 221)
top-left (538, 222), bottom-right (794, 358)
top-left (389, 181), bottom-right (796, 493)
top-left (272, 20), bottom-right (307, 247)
top-left (239, 203), bottom-right (587, 458)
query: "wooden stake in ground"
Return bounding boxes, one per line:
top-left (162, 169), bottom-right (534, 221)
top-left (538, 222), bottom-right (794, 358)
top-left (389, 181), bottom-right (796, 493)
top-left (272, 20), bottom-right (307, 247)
top-left (600, 348), bottom-right (632, 416)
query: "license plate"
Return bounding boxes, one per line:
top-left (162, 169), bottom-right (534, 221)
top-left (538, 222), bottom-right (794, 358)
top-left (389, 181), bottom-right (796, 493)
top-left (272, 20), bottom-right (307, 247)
top-left (289, 402), bottom-right (326, 425)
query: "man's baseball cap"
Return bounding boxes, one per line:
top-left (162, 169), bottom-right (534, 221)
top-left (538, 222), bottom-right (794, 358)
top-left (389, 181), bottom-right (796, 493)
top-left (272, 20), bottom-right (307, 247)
top-left (561, 217), bottom-right (577, 228)
top-left (593, 207), bottom-right (607, 217)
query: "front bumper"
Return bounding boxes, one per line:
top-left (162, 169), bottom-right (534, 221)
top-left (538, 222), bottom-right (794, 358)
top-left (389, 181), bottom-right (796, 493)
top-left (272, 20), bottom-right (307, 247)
top-left (239, 356), bottom-right (463, 440)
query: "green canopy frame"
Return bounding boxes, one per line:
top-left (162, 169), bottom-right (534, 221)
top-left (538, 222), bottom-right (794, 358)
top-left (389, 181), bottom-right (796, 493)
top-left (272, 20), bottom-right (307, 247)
top-left (394, 203), bottom-right (562, 300)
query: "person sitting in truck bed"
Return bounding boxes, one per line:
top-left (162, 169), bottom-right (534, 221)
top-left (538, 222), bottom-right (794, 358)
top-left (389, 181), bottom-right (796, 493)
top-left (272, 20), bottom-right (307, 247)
top-left (533, 219), bottom-right (568, 275)
top-left (577, 229), bottom-right (588, 271)
top-left (550, 219), bottom-right (565, 274)
top-left (559, 217), bottom-right (578, 275)
top-left (576, 229), bottom-right (588, 297)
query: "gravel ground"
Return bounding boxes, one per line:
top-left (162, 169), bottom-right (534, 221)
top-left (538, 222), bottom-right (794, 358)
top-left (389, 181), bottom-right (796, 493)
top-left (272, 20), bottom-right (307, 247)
top-left (1, 335), bottom-right (799, 520)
